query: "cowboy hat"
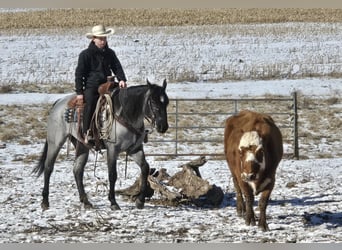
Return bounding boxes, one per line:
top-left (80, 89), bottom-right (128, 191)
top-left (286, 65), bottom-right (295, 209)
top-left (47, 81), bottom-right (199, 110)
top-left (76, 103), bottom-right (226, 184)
top-left (86, 24), bottom-right (115, 39)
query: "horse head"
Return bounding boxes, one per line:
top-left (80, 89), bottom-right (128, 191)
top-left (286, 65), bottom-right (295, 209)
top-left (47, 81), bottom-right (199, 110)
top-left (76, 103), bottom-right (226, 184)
top-left (145, 79), bottom-right (169, 133)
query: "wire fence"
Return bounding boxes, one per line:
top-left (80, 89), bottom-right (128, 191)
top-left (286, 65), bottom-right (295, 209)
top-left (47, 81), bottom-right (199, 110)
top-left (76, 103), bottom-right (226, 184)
top-left (144, 92), bottom-right (298, 160)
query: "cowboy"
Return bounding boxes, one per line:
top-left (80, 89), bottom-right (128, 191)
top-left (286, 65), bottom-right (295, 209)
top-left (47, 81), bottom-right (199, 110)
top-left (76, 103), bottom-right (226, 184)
top-left (75, 24), bottom-right (127, 143)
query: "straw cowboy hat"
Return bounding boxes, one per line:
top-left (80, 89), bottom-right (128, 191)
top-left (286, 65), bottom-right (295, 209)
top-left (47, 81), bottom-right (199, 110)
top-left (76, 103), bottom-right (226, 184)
top-left (86, 25), bottom-right (115, 39)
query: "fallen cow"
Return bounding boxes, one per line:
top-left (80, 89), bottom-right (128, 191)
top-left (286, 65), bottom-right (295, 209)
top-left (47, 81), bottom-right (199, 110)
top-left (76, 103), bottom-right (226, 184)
top-left (117, 156), bottom-right (224, 207)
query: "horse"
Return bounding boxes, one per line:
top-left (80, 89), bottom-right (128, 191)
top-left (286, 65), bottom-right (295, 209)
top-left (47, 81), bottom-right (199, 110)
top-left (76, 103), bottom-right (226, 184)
top-left (32, 79), bottom-right (169, 210)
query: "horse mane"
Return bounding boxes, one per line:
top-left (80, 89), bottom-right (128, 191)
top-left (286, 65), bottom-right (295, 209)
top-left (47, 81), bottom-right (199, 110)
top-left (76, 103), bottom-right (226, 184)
top-left (113, 85), bottom-right (150, 130)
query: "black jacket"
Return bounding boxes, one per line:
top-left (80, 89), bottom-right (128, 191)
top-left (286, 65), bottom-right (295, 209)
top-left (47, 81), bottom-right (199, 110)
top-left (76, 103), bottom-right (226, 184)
top-left (75, 41), bottom-right (127, 95)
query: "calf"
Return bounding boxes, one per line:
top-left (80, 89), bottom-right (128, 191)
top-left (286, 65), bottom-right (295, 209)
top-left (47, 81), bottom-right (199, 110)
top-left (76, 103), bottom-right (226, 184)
top-left (224, 110), bottom-right (283, 231)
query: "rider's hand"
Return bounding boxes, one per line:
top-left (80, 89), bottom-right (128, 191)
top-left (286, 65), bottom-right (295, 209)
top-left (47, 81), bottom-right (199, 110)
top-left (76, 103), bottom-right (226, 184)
top-left (76, 95), bottom-right (84, 107)
top-left (119, 80), bottom-right (127, 88)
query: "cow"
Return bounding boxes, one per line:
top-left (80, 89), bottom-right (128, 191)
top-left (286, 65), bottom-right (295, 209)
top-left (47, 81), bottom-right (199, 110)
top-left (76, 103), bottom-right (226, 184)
top-left (224, 110), bottom-right (283, 231)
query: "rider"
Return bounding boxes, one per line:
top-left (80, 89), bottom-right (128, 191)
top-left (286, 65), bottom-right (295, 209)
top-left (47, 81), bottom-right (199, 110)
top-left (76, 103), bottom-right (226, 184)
top-left (75, 24), bottom-right (127, 143)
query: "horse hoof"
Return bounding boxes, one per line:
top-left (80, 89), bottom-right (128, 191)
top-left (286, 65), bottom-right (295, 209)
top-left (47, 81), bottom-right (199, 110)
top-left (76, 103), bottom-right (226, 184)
top-left (258, 222), bottom-right (270, 232)
top-left (41, 202), bottom-right (49, 211)
top-left (84, 202), bottom-right (93, 209)
top-left (111, 204), bottom-right (121, 210)
top-left (135, 199), bottom-right (145, 209)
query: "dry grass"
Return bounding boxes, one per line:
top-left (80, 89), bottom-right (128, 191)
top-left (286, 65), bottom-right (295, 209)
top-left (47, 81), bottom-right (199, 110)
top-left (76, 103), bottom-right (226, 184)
top-left (0, 85), bottom-right (14, 94)
top-left (1, 9), bottom-right (342, 31)
top-left (0, 82), bottom-right (73, 94)
top-left (0, 104), bottom-right (49, 142)
top-left (296, 94), bottom-right (341, 158)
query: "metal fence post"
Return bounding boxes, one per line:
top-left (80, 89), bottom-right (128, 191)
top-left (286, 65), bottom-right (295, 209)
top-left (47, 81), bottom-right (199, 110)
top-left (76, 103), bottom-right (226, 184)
top-left (234, 99), bottom-right (238, 114)
top-left (292, 91), bottom-right (299, 159)
top-left (175, 99), bottom-right (179, 156)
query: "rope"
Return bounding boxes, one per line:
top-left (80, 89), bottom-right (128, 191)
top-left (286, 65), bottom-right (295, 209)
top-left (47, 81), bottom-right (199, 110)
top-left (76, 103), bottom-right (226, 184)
top-left (125, 153), bottom-right (128, 179)
top-left (93, 150), bottom-right (100, 179)
top-left (94, 94), bottom-right (114, 140)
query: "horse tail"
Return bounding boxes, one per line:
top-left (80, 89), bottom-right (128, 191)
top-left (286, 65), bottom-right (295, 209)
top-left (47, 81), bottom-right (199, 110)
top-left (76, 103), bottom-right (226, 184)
top-left (32, 140), bottom-right (48, 177)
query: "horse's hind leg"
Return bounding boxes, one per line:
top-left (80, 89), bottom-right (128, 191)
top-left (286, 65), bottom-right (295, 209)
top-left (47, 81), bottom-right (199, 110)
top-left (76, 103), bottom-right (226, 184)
top-left (130, 149), bottom-right (149, 209)
top-left (106, 145), bottom-right (120, 210)
top-left (73, 141), bottom-right (93, 208)
top-left (41, 143), bottom-right (62, 210)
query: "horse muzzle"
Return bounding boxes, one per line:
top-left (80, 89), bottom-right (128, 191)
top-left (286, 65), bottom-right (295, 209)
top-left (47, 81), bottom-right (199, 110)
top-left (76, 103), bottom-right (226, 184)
top-left (156, 122), bottom-right (169, 133)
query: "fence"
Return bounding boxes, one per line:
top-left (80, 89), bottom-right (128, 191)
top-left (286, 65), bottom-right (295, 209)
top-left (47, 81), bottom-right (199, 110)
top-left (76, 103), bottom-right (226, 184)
top-left (144, 92), bottom-right (298, 159)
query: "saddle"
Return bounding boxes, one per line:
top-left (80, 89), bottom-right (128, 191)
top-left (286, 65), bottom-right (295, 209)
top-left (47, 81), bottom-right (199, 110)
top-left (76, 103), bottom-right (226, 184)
top-left (65, 78), bottom-right (149, 151)
top-left (65, 78), bottom-right (119, 150)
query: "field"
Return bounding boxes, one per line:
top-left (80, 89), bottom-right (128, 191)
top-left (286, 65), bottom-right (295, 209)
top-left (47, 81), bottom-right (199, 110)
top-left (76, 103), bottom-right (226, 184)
top-left (0, 9), bottom-right (341, 243)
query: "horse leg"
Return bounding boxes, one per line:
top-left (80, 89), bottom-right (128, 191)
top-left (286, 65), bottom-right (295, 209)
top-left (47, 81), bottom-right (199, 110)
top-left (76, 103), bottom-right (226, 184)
top-left (73, 141), bottom-right (92, 209)
top-left (106, 144), bottom-right (120, 210)
top-left (129, 149), bottom-right (149, 209)
top-left (41, 142), bottom-right (62, 210)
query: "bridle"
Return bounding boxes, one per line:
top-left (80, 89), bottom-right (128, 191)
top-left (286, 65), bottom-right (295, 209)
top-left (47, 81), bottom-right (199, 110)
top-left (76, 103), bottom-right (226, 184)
top-left (145, 97), bottom-right (157, 130)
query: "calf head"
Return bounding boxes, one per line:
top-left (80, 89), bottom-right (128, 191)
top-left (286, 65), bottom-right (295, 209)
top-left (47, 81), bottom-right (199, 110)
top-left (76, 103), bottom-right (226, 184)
top-left (238, 131), bottom-right (265, 183)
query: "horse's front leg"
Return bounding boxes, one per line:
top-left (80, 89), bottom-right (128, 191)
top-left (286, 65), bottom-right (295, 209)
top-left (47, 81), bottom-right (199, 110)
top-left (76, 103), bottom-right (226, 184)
top-left (106, 145), bottom-right (120, 210)
top-left (73, 142), bottom-right (93, 209)
top-left (130, 149), bottom-right (149, 209)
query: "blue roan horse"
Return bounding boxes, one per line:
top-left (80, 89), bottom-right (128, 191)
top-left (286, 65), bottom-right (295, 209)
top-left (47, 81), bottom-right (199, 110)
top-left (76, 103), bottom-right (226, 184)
top-left (33, 79), bottom-right (169, 210)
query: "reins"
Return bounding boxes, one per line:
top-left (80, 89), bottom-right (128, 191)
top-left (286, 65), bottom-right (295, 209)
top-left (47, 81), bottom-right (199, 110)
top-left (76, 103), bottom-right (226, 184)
top-left (94, 87), bottom-right (157, 179)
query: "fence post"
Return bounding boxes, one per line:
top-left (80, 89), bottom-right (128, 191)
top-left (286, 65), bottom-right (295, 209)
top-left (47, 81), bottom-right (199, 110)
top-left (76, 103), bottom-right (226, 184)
top-left (292, 91), bottom-right (299, 159)
top-left (175, 99), bottom-right (179, 156)
top-left (234, 99), bottom-right (238, 114)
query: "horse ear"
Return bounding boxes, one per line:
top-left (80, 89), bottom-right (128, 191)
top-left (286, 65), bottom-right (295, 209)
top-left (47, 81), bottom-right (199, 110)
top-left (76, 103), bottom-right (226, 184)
top-left (146, 78), bottom-right (152, 87)
top-left (162, 79), bottom-right (167, 89)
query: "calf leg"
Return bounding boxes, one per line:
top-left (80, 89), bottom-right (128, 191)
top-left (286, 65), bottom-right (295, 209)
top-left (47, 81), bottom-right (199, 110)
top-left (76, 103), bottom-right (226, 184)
top-left (232, 176), bottom-right (245, 217)
top-left (244, 193), bottom-right (256, 226)
top-left (73, 142), bottom-right (92, 208)
top-left (258, 186), bottom-right (274, 231)
top-left (242, 183), bottom-right (256, 226)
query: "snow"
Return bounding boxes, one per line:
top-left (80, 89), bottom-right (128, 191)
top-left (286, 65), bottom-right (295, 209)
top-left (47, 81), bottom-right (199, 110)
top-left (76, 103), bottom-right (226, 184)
top-left (0, 152), bottom-right (341, 243)
top-left (0, 79), bottom-right (340, 105)
top-left (0, 18), bottom-right (341, 242)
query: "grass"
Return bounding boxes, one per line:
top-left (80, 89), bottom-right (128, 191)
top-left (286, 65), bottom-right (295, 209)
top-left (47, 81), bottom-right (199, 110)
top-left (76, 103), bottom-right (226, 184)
top-left (2, 9), bottom-right (342, 31)
top-left (0, 82), bottom-right (73, 94)
top-left (0, 85), bottom-right (14, 94)
top-left (0, 104), bottom-right (49, 142)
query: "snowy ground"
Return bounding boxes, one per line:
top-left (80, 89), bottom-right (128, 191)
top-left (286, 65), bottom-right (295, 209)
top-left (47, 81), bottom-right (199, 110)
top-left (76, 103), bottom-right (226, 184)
top-left (0, 16), bottom-right (341, 242)
top-left (0, 143), bottom-right (341, 243)
top-left (0, 80), bottom-right (341, 243)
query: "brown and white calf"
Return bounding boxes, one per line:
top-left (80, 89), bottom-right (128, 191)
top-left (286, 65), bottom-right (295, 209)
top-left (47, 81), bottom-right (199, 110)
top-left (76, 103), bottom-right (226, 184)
top-left (224, 110), bottom-right (283, 231)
